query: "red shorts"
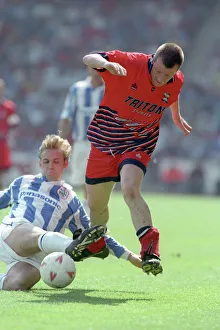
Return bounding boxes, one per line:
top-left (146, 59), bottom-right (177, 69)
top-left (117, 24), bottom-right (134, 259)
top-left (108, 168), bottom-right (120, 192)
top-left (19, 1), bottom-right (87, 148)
top-left (0, 141), bottom-right (11, 170)
top-left (86, 145), bottom-right (151, 184)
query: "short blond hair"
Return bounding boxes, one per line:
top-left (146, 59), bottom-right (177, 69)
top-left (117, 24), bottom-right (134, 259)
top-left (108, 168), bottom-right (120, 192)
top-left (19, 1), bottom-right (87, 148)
top-left (38, 134), bottom-right (71, 160)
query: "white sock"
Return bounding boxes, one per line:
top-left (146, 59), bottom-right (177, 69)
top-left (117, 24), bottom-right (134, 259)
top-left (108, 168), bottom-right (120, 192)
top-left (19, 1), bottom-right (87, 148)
top-left (38, 232), bottom-right (72, 254)
top-left (0, 274), bottom-right (6, 290)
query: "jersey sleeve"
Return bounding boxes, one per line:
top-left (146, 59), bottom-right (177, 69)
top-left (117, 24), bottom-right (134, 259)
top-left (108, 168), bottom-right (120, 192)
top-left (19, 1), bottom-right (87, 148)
top-left (68, 194), bottom-right (90, 234)
top-left (100, 50), bottom-right (127, 64)
top-left (0, 188), bottom-right (12, 209)
top-left (96, 50), bottom-right (128, 74)
top-left (60, 85), bottom-right (76, 119)
top-left (176, 71), bottom-right (184, 93)
top-left (96, 50), bottom-right (145, 84)
top-left (105, 235), bottom-right (130, 259)
top-left (0, 176), bottom-right (22, 209)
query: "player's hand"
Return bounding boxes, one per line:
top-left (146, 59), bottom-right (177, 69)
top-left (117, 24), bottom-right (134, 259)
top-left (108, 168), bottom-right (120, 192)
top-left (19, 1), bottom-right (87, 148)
top-left (175, 117), bottom-right (192, 136)
top-left (104, 62), bottom-right (127, 76)
top-left (127, 253), bottom-right (142, 268)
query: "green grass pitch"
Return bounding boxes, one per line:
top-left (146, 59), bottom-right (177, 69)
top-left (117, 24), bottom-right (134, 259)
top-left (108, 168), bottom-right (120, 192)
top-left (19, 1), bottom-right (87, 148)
top-left (0, 193), bottom-right (220, 330)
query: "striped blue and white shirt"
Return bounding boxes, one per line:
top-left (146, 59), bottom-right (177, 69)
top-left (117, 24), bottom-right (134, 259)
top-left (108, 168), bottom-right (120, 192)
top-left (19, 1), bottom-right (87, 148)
top-left (60, 77), bottom-right (104, 141)
top-left (0, 174), bottom-right (129, 259)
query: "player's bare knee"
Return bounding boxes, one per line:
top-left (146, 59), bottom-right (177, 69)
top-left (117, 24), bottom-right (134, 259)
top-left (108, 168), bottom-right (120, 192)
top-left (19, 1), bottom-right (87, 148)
top-left (90, 207), bottom-right (108, 218)
top-left (3, 262), bottom-right (41, 291)
top-left (3, 273), bottom-right (40, 291)
top-left (3, 278), bottom-right (27, 291)
top-left (89, 205), bottom-right (109, 226)
top-left (121, 184), bottom-right (140, 203)
top-left (88, 199), bottom-right (107, 213)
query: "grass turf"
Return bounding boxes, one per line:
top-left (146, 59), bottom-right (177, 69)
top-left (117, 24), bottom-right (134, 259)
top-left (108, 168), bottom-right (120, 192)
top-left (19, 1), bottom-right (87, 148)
top-left (0, 193), bottom-right (220, 330)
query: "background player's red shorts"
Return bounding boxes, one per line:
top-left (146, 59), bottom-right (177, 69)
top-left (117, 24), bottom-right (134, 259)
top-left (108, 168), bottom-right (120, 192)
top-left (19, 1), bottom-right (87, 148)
top-left (0, 141), bottom-right (11, 170)
top-left (86, 144), bottom-right (151, 184)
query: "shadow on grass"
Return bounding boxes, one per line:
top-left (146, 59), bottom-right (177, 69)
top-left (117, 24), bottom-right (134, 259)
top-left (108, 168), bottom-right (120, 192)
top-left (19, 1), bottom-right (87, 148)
top-left (29, 288), bottom-right (153, 306)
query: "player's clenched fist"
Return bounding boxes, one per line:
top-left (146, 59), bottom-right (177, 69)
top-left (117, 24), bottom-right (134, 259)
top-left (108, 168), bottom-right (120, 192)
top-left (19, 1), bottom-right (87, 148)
top-left (104, 62), bottom-right (127, 76)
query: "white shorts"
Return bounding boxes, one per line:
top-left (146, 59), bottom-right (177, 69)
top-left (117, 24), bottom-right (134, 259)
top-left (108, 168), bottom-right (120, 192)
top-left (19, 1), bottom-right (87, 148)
top-left (70, 140), bottom-right (91, 186)
top-left (0, 220), bottom-right (47, 273)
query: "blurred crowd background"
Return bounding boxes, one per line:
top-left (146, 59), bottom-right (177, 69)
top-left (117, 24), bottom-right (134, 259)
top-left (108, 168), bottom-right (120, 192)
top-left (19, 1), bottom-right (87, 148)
top-left (1, 0), bottom-right (220, 195)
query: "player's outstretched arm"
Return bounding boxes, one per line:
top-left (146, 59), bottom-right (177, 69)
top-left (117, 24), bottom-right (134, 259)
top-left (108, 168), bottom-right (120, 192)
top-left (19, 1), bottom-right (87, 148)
top-left (58, 86), bottom-right (76, 141)
top-left (170, 98), bottom-right (192, 136)
top-left (83, 54), bottom-right (127, 76)
top-left (58, 118), bottom-right (72, 140)
top-left (127, 252), bottom-right (142, 268)
top-left (105, 235), bottom-right (142, 268)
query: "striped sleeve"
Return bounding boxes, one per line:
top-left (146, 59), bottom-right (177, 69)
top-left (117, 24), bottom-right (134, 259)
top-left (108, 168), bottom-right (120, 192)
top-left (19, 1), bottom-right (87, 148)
top-left (68, 194), bottom-right (90, 233)
top-left (0, 176), bottom-right (23, 209)
top-left (60, 85), bottom-right (76, 119)
top-left (0, 188), bottom-right (12, 209)
top-left (105, 235), bottom-right (130, 259)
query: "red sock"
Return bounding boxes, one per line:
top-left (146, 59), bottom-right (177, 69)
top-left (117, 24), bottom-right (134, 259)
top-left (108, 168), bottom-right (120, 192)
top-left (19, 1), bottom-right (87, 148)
top-left (87, 237), bottom-right (106, 253)
top-left (139, 227), bottom-right (160, 258)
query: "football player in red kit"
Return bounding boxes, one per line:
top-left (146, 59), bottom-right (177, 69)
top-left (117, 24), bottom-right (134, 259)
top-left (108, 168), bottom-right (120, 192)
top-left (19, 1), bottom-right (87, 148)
top-left (81, 43), bottom-right (192, 275)
top-left (0, 79), bottom-right (20, 189)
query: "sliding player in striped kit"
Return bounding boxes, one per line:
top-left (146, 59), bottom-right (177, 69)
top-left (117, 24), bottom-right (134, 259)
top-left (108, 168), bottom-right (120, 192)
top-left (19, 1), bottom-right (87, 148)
top-left (0, 134), bottom-right (141, 290)
top-left (58, 67), bottom-right (104, 213)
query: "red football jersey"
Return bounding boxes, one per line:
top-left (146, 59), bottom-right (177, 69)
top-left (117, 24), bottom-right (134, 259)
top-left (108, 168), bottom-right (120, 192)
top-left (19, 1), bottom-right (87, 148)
top-left (0, 99), bottom-right (16, 140)
top-left (87, 50), bottom-right (184, 155)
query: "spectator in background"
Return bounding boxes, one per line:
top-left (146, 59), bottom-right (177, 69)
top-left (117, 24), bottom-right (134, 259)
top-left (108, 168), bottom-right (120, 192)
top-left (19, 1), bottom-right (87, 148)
top-left (161, 166), bottom-right (187, 193)
top-left (58, 67), bottom-right (104, 213)
top-left (188, 164), bottom-right (204, 194)
top-left (0, 79), bottom-right (20, 189)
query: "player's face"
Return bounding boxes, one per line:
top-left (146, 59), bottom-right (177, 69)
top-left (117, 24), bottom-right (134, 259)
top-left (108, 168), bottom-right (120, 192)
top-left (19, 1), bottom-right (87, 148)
top-left (151, 57), bottom-right (179, 87)
top-left (39, 149), bottom-right (68, 181)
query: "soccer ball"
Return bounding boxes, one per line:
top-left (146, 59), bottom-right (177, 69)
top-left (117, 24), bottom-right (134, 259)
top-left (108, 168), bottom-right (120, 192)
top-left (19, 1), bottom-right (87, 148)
top-left (40, 252), bottom-right (76, 288)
